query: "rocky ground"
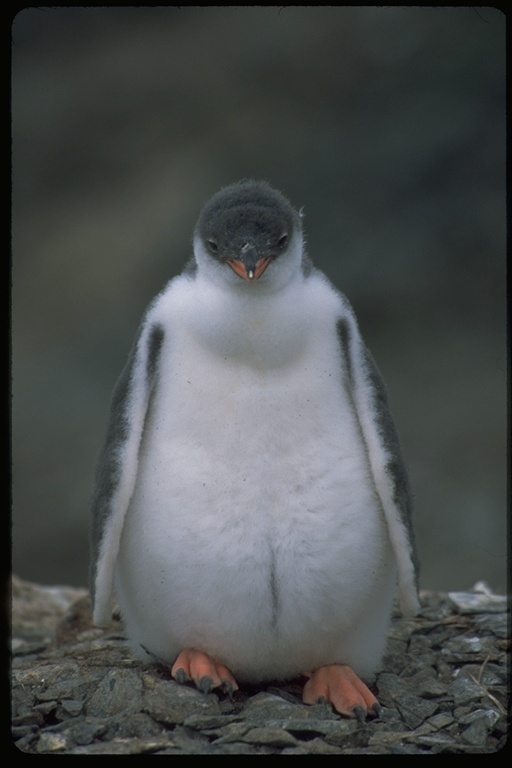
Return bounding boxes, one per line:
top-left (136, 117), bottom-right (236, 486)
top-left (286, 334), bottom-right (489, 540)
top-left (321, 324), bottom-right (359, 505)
top-left (11, 576), bottom-right (508, 754)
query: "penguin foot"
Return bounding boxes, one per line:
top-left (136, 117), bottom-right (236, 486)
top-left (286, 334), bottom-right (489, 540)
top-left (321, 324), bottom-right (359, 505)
top-left (171, 648), bottom-right (239, 697)
top-left (302, 664), bottom-right (381, 719)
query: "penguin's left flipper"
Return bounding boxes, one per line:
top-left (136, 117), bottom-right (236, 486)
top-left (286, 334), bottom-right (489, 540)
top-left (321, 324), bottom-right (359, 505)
top-left (302, 664), bottom-right (382, 720)
top-left (171, 648), bottom-right (239, 697)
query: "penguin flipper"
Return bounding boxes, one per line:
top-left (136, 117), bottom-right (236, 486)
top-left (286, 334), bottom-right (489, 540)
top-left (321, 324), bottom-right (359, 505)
top-left (337, 306), bottom-right (420, 616)
top-left (303, 664), bottom-right (381, 719)
top-left (90, 307), bottom-right (165, 626)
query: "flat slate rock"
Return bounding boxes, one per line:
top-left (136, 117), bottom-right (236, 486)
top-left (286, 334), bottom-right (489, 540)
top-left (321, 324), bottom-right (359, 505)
top-left (10, 576), bottom-right (508, 754)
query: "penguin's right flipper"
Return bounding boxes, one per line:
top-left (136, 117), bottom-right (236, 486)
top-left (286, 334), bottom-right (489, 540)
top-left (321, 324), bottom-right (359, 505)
top-left (90, 297), bottom-right (165, 626)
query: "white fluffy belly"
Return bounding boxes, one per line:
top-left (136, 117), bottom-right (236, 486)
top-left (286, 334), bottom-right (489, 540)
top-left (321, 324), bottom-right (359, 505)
top-left (115, 332), bottom-right (395, 681)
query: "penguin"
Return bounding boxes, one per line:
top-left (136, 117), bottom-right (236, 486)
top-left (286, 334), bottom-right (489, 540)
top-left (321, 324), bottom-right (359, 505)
top-left (91, 180), bottom-right (419, 719)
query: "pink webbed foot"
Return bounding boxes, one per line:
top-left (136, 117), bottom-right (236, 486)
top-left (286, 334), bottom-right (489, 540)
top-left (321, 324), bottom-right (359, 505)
top-left (302, 663), bottom-right (382, 720)
top-left (171, 648), bottom-right (239, 697)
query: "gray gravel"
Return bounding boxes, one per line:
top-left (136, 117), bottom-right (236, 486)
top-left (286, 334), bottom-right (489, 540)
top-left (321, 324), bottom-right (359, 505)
top-left (11, 577), bottom-right (508, 754)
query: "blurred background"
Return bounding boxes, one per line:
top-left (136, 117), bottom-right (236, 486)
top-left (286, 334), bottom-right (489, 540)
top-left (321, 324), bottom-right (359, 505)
top-left (11, 7), bottom-right (506, 594)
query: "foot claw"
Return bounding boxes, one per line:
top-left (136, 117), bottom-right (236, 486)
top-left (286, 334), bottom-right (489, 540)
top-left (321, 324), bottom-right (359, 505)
top-left (173, 667), bottom-right (188, 685)
top-left (221, 679), bottom-right (235, 698)
top-left (352, 705), bottom-right (366, 723)
top-left (199, 675), bottom-right (213, 695)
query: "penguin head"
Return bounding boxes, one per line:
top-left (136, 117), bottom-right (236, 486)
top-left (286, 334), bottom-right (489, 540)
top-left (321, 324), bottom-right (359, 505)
top-left (193, 180), bottom-right (305, 290)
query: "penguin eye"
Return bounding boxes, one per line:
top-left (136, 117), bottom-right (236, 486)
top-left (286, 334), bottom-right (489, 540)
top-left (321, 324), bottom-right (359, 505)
top-left (277, 234), bottom-right (288, 249)
top-left (207, 239), bottom-right (219, 253)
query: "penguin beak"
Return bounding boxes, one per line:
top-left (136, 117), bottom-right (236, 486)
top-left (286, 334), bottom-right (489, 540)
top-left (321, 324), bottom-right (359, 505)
top-left (226, 253), bottom-right (272, 281)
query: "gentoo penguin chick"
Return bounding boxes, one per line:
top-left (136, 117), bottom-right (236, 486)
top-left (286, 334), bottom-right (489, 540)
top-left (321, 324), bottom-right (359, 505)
top-left (91, 180), bottom-right (419, 718)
